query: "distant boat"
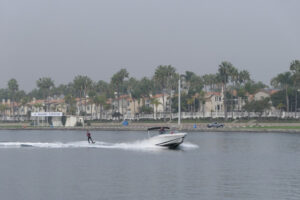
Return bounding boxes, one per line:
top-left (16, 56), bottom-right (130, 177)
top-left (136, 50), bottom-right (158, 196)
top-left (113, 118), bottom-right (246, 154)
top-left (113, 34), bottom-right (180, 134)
top-left (147, 127), bottom-right (187, 149)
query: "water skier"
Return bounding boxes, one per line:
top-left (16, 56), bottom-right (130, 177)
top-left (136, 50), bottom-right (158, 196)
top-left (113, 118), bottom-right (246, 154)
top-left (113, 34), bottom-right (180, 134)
top-left (86, 130), bottom-right (95, 144)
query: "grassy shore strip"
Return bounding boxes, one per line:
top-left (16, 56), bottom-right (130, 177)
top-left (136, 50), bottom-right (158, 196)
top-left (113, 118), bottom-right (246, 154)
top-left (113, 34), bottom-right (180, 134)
top-left (241, 126), bottom-right (300, 130)
top-left (0, 121), bottom-right (300, 132)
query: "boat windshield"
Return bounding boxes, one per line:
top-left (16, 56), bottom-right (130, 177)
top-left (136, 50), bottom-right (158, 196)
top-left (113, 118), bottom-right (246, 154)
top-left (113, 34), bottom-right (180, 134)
top-left (147, 127), bottom-right (170, 136)
top-left (147, 127), bottom-right (170, 131)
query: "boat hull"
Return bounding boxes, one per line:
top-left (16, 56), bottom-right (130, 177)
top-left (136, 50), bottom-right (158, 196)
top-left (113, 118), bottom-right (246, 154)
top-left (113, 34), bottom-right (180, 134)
top-left (149, 133), bottom-right (187, 148)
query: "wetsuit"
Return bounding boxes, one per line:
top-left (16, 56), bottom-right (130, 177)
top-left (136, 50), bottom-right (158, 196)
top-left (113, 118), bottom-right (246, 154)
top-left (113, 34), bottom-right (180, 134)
top-left (87, 132), bottom-right (94, 143)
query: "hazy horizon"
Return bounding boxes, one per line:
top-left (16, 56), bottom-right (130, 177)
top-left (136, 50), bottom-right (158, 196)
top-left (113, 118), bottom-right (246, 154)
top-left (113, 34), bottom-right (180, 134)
top-left (1, 0), bottom-right (299, 91)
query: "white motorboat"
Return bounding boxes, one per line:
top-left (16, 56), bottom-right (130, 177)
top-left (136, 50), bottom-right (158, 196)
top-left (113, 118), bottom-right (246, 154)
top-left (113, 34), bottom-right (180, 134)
top-left (147, 127), bottom-right (187, 148)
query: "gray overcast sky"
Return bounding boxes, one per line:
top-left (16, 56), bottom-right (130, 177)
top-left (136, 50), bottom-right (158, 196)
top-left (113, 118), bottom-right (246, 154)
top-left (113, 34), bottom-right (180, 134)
top-left (0, 0), bottom-right (299, 91)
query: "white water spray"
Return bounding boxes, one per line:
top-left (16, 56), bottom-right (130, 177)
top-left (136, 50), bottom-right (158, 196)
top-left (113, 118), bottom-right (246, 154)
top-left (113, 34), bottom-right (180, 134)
top-left (0, 140), bottom-right (198, 151)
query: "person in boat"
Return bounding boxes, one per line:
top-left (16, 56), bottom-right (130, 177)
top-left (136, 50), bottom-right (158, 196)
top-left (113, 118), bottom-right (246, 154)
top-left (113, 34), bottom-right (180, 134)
top-left (86, 130), bottom-right (94, 143)
top-left (159, 127), bottom-right (166, 134)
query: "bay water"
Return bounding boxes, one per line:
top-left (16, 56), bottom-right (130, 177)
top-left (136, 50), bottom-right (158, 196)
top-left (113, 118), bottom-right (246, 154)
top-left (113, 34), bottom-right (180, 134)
top-left (1, 130), bottom-right (300, 200)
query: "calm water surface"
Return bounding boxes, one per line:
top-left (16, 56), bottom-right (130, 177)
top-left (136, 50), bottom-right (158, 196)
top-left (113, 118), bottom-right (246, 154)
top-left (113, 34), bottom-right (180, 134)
top-left (1, 130), bottom-right (300, 200)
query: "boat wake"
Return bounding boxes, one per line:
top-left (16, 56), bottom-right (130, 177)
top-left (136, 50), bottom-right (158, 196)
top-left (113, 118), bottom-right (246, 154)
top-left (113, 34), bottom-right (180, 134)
top-left (179, 142), bottom-right (199, 150)
top-left (0, 140), bottom-right (198, 151)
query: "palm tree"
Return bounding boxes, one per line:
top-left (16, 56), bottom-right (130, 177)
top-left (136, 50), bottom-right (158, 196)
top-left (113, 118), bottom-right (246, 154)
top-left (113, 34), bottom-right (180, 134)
top-left (218, 61), bottom-right (235, 120)
top-left (8, 79), bottom-right (19, 120)
top-left (0, 104), bottom-right (9, 121)
top-left (73, 76), bottom-right (84, 113)
top-left (202, 74), bottom-right (210, 91)
top-left (230, 67), bottom-right (239, 86)
top-left (20, 96), bottom-right (31, 120)
top-left (33, 103), bottom-right (43, 112)
top-left (229, 67), bottom-right (238, 117)
top-left (154, 65), bottom-right (177, 120)
top-left (93, 95), bottom-right (107, 120)
top-left (36, 77), bottom-right (54, 125)
top-left (150, 98), bottom-right (161, 119)
top-left (139, 77), bottom-right (153, 98)
top-left (36, 77), bottom-right (54, 110)
top-left (96, 80), bottom-right (112, 98)
top-left (197, 91), bottom-right (206, 116)
top-left (127, 78), bottom-right (141, 119)
top-left (276, 103), bottom-right (285, 118)
top-left (290, 60), bottom-right (300, 72)
top-left (138, 77), bottom-right (154, 112)
top-left (128, 78), bottom-right (144, 118)
top-left (290, 60), bottom-right (300, 113)
top-left (64, 94), bottom-right (76, 115)
top-left (111, 69), bottom-right (129, 119)
top-left (73, 75), bottom-right (93, 115)
top-left (12, 90), bottom-right (26, 121)
top-left (184, 72), bottom-right (203, 97)
top-left (88, 91), bottom-right (97, 119)
top-left (271, 72), bottom-right (293, 112)
top-left (202, 74), bottom-right (220, 92)
top-left (32, 103), bottom-right (44, 126)
top-left (187, 97), bottom-right (194, 113)
top-left (238, 70), bottom-right (251, 85)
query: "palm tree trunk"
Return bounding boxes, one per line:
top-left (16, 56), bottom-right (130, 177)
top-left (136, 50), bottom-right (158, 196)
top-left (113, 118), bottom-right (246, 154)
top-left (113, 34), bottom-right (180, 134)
top-left (100, 105), bottom-right (102, 120)
top-left (169, 88), bottom-right (173, 121)
top-left (12, 99), bottom-right (15, 121)
top-left (286, 86), bottom-right (289, 112)
top-left (155, 105), bottom-right (158, 120)
top-left (153, 105), bottom-right (155, 119)
top-left (295, 89), bottom-right (298, 117)
top-left (122, 98), bottom-right (124, 119)
top-left (117, 87), bottom-right (120, 121)
top-left (231, 97), bottom-right (234, 119)
top-left (18, 106), bottom-right (20, 121)
top-left (162, 93), bottom-right (165, 121)
top-left (133, 100), bottom-right (136, 120)
top-left (91, 103), bottom-right (93, 120)
top-left (84, 89), bottom-right (87, 116)
top-left (4, 108), bottom-right (7, 121)
top-left (223, 84), bottom-right (228, 120)
top-left (79, 88), bottom-right (83, 116)
top-left (96, 104), bottom-right (98, 120)
top-left (194, 98), bottom-right (196, 113)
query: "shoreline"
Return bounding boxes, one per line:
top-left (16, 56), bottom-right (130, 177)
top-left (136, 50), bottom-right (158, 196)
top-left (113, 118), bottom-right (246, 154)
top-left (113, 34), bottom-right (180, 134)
top-left (1, 124), bottom-right (300, 133)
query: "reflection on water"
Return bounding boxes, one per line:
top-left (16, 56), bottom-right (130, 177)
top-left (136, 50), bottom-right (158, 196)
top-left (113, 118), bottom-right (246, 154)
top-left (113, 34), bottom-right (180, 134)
top-left (1, 130), bottom-right (300, 200)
